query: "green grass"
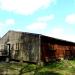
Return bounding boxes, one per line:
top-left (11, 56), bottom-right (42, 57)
top-left (0, 60), bottom-right (75, 75)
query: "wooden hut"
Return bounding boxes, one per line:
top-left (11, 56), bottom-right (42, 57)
top-left (0, 30), bottom-right (75, 63)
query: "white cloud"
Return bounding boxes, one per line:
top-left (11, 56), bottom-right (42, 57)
top-left (26, 22), bottom-right (47, 31)
top-left (0, 22), bottom-right (3, 26)
top-left (65, 14), bottom-right (75, 25)
top-left (0, 19), bottom-right (15, 37)
top-left (49, 27), bottom-right (64, 38)
top-left (37, 14), bottom-right (55, 22)
top-left (0, 19), bottom-right (15, 30)
top-left (62, 35), bottom-right (75, 42)
top-left (26, 14), bottom-right (55, 32)
top-left (44, 27), bottom-right (75, 42)
top-left (0, 0), bottom-right (56, 15)
top-left (5, 19), bottom-right (15, 25)
top-left (0, 22), bottom-right (4, 30)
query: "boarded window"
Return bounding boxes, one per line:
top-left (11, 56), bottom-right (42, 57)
top-left (16, 43), bottom-right (19, 50)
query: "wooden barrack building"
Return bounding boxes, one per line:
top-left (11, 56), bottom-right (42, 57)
top-left (0, 30), bottom-right (75, 63)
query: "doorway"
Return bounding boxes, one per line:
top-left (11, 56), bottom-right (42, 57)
top-left (6, 44), bottom-right (11, 61)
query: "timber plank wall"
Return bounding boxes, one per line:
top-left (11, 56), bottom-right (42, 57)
top-left (0, 31), bottom-right (40, 62)
top-left (41, 35), bottom-right (75, 62)
top-left (0, 30), bottom-right (75, 63)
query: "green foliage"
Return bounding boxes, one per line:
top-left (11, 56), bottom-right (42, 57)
top-left (0, 60), bottom-right (75, 75)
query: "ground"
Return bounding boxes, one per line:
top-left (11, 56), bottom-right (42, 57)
top-left (0, 60), bottom-right (75, 75)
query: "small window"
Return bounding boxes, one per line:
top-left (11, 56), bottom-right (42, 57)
top-left (16, 43), bottom-right (19, 50)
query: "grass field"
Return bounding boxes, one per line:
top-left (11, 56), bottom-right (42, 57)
top-left (0, 60), bottom-right (75, 75)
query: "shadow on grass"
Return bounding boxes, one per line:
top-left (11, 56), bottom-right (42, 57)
top-left (44, 61), bottom-right (59, 68)
top-left (18, 62), bottom-right (62, 75)
top-left (36, 71), bottom-right (61, 75)
top-left (19, 63), bottom-right (38, 75)
top-left (19, 66), bottom-right (61, 75)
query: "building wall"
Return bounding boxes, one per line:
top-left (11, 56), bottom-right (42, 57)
top-left (0, 31), bottom-right (40, 62)
top-left (41, 36), bottom-right (75, 62)
top-left (0, 31), bottom-right (75, 63)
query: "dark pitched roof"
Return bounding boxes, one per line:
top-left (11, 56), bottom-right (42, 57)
top-left (0, 30), bottom-right (75, 45)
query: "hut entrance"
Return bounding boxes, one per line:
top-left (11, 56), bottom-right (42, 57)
top-left (0, 44), bottom-right (11, 62)
top-left (6, 44), bottom-right (11, 61)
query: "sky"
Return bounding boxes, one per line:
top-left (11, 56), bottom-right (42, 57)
top-left (0, 0), bottom-right (75, 42)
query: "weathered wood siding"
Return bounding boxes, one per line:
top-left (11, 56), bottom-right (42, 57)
top-left (0, 31), bottom-right (75, 63)
top-left (41, 35), bottom-right (75, 62)
top-left (0, 31), bottom-right (40, 62)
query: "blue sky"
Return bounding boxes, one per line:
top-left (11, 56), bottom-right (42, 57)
top-left (0, 0), bottom-right (75, 42)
